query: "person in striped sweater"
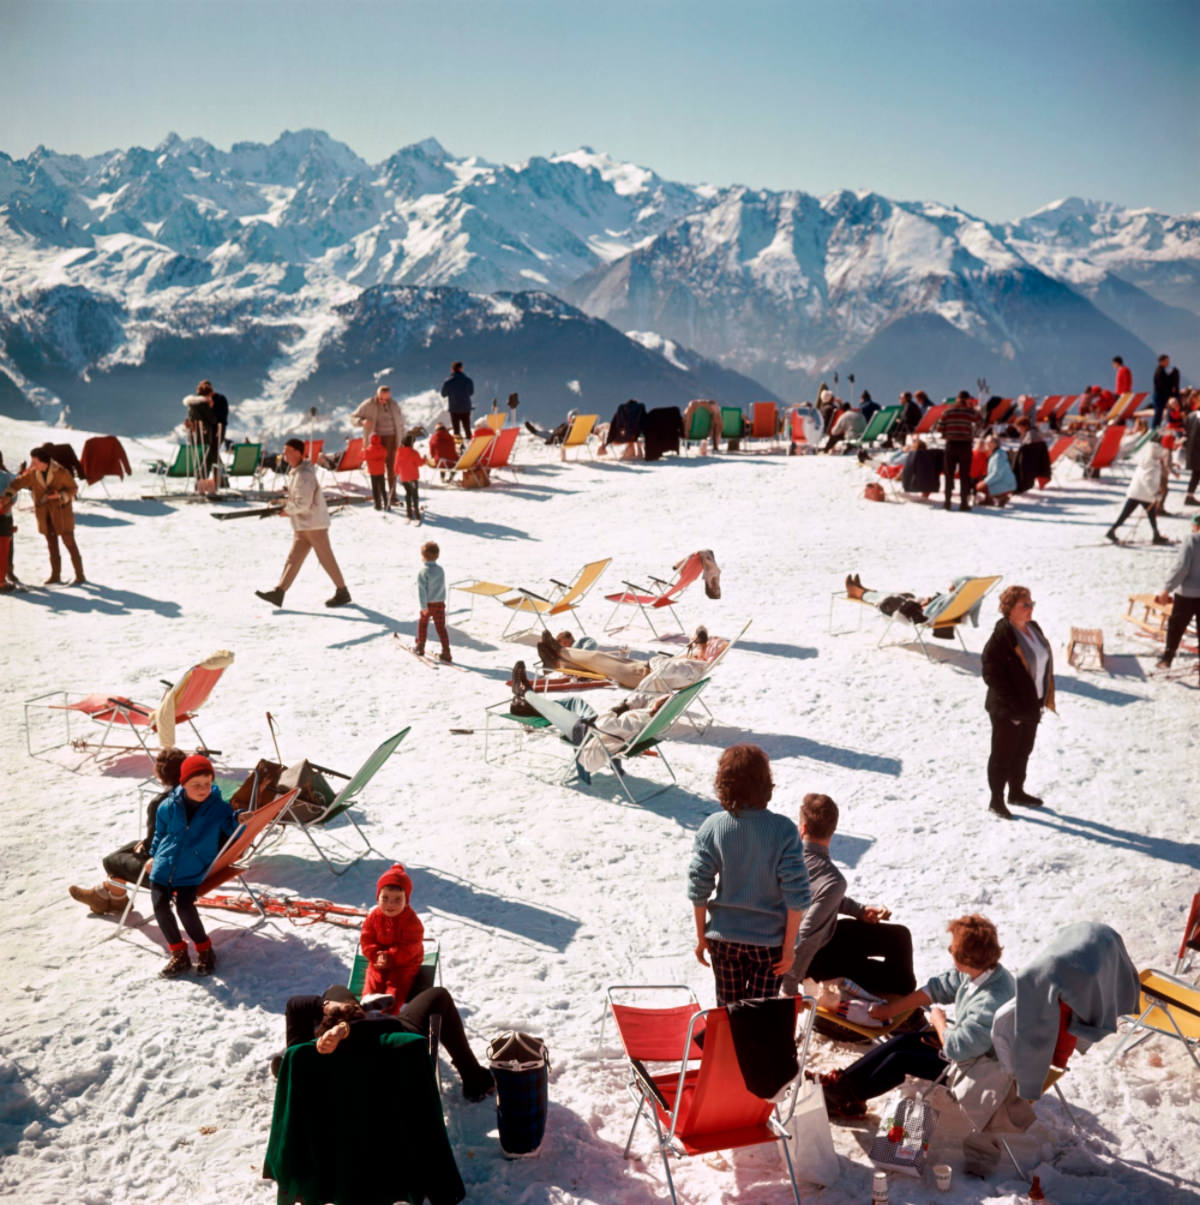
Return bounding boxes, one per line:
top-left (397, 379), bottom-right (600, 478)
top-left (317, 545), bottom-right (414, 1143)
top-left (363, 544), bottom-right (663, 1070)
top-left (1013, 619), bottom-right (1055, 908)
top-left (937, 392), bottom-right (984, 511)
top-left (688, 745), bottom-right (811, 1005)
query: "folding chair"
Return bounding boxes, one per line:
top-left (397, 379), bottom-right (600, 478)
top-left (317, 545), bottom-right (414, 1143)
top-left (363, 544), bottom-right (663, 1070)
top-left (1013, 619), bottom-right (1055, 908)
top-left (442, 433), bottom-right (494, 483)
top-left (498, 557), bottom-right (611, 636)
top-left (682, 404), bottom-right (714, 454)
top-left (480, 425), bottom-right (520, 482)
top-left (719, 405), bottom-right (745, 447)
top-left (989, 399), bottom-right (1016, 425)
top-left (26, 650), bottom-right (234, 763)
top-left (603, 553), bottom-right (705, 638)
top-left (110, 786), bottom-right (300, 944)
top-left (226, 441), bottom-right (263, 493)
top-left (744, 402), bottom-right (780, 451)
top-left (1036, 395), bottom-right (1062, 423)
top-left (284, 729), bottom-right (409, 875)
top-left (1046, 435), bottom-right (1077, 475)
top-left (560, 414), bottom-right (598, 460)
top-left (302, 439), bottom-right (324, 464)
top-left (1108, 392), bottom-right (1147, 424)
top-left (1177, 893), bottom-right (1200, 977)
top-left (1108, 970), bottom-right (1200, 1070)
top-left (450, 577), bottom-right (516, 619)
top-left (481, 411), bottom-right (507, 433)
top-left (1080, 423), bottom-right (1126, 476)
top-left (158, 442), bottom-right (206, 494)
top-left (787, 405), bottom-right (821, 453)
top-left (853, 405), bottom-right (901, 449)
top-left (1053, 396), bottom-right (1079, 424)
top-left (913, 405), bottom-right (946, 436)
top-left (569, 678), bottom-right (710, 804)
top-left (605, 985), bottom-right (816, 1205)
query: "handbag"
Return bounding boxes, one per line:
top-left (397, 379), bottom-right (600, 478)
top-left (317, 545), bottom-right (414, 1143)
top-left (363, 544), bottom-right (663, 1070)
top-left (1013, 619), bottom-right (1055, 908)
top-left (786, 1081), bottom-right (840, 1187)
top-left (868, 1089), bottom-right (937, 1178)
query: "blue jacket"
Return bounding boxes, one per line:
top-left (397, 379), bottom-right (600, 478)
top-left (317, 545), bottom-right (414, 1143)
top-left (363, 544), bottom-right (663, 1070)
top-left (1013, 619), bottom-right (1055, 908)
top-left (418, 561), bottom-right (446, 608)
top-left (983, 448), bottom-right (1017, 497)
top-left (924, 965), bottom-right (1016, 1063)
top-left (148, 785), bottom-right (238, 888)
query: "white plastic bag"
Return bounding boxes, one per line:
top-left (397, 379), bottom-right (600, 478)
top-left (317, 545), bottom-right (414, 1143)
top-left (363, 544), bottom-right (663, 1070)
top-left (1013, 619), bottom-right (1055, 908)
top-left (785, 1081), bottom-right (840, 1187)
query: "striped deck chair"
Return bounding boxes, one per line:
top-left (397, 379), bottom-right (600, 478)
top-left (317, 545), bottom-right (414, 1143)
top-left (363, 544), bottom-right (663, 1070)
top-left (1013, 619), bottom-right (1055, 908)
top-left (1109, 970), bottom-right (1200, 1070)
top-left (1046, 434), bottom-right (1077, 474)
top-left (27, 650), bottom-right (234, 764)
top-left (603, 553), bottom-right (705, 637)
top-left (1108, 391), bottom-right (1147, 424)
top-left (989, 398), bottom-right (1016, 425)
top-left (499, 557), bottom-right (611, 636)
top-left (1037, 395), bottom-right (1063, 422)
top-left (1053, 396), bottom-right (1079, 423)
top-left (560, 414), bottom-right (598, 461)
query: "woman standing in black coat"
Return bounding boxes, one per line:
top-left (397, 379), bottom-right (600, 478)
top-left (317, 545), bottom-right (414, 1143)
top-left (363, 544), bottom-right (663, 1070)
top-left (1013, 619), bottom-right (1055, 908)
top-left (981, 585), bottom-right (1055, 819)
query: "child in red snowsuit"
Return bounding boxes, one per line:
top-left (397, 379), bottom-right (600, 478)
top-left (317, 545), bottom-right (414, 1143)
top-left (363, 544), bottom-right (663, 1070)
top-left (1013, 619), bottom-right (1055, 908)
top-left (428, 423), bottom-right (458, 469)
top-left (394, 433), bottom-right (425, 522)
top-left (364, 434), bottom-right (390, 511)
top-left (360, 863), bottom-right (425, 1010)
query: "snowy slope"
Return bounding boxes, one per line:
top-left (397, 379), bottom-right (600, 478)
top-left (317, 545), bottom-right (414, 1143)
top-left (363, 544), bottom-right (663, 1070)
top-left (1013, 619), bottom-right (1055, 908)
top-left (2, 414), bottom-right (1199, 1205)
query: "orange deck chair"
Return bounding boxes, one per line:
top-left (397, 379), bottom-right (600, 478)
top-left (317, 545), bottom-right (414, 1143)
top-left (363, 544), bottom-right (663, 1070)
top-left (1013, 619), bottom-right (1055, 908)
top-left (746, 401), bottom-right (780, 450)
top-left (481, 425), bottom-right (520, 481)
top-left (28, 651), bottom-right (234, 764)
top-left (606, 986), bottom-right (815, 1205)
top-left (603, 553), bottom-right (705, 638)
top-left (1178, 893), bottom-right (1200, 977)
top-left (914, 404), bottom-right (946, 435)
top-left (1081, 424), bottom-right (1126, 476)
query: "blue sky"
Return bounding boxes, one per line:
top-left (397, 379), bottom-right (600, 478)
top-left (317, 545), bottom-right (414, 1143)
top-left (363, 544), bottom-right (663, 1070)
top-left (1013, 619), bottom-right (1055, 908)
top-left (3, 0), bottom-right (1196, 220)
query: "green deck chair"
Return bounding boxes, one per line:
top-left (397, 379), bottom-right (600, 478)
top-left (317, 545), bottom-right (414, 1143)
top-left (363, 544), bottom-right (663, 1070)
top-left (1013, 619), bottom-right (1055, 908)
top-left (227, 441), bottom-right (262, 488)
top-left (683, 406), bottom-right (713, 454)
top-left (720, 406), bottom-right (745, 445)
top-left (159, 442), bottom-right (205, 490)
top-left (857, 405), bottom-right (901, 447)
top-left (289, 729), bottom-right (409, 875)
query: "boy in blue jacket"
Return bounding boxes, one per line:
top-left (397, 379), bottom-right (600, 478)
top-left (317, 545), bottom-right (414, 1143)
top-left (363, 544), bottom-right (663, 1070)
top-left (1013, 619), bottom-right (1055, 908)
top-left (148, 754), bottom-right (241, 978)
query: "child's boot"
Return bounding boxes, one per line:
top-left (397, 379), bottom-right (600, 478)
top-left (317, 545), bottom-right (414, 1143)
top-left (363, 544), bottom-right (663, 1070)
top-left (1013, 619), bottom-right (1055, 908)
top-left (195, 941), bottom-right (216, 976)
top-left (161, 944), bottom-right (191, 977)
top-left (438, 648), bottom-right (453, 664)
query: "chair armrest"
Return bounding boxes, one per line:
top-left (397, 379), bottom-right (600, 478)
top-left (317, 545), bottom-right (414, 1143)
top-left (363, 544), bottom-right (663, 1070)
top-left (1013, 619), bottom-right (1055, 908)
top-left (622, 580), bottom-right (649, 593)
top-left (518, 587), bottom-right (550, 602)
top-left (549, 578), bottom-right (569, 590)
top-left (111, 697), bottom-right (152, 717)
top-left (630, 1059), bottom-right (671, 1112)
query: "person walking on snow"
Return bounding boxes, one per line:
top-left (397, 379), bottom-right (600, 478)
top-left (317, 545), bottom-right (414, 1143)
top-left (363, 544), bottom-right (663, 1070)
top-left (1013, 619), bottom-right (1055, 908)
top-left (1155, 511), bottom-right (1200, 673)
top-left (255, 438), bottom-right (351, 608)
top-left (1106, 431), bottom-right (1172, 545)
top-left (440, 361), bottom-right (474, 440)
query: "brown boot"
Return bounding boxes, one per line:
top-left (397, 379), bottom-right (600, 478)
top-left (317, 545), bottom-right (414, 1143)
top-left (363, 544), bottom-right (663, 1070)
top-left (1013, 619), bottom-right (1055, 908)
top-left (160, 946), bottom-right (192, 977)
top-left (195, 944), bottom-right (215, 976)
top-left (69, 884), bottom-right (117, 915)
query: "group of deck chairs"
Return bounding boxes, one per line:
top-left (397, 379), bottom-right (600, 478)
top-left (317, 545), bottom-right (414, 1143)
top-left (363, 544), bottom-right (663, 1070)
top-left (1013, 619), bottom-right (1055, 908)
top-left (603, 911), bottom-right (1200, 1204)
top-left (25, 652), bottom-right (409, 942)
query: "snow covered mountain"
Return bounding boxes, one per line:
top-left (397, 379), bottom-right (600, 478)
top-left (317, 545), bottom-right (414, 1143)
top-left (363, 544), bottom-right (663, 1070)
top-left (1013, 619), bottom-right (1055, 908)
top-left (0, 131), bottom-right (1195, 433)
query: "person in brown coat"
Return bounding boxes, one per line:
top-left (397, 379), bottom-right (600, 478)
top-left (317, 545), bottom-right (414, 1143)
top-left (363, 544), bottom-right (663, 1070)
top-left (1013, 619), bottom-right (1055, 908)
top-left (0, 445), bottom-right (85, 585)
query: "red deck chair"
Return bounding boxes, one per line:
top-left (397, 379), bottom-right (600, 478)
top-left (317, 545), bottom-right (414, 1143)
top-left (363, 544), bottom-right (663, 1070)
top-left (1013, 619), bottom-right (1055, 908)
top-left (302, 439), bottom-right (324, 464)
top-left (990, 398), bottom-right (1016, 424)
top-left (1019, 396), bottom-right (1038, 418)
top-left (914, 404), bottom-right (946, 435)
top-left (603, 553), bottom-right (705, 638)
top-left (1178, 893), bottom-right (1200, 976)
top-left (1109, 391), bottom-right (1148, 424)
top-left (606, 986), bottom-right (815, 1205)
top-left (746, 401), bottom-right (780, 450)
top-left (480, 425), bottom-right (520, 481)
top-left (28, 651), bottom-right (234, 764)
top-left (1037, 395), bottom-right (1062, 422)
top-left (112, 786), bottom-right (300, 943)
top-left (1082, 423), bottom-right (1126, 476)
top-left (1053, 395), bottom-right (1078, 423)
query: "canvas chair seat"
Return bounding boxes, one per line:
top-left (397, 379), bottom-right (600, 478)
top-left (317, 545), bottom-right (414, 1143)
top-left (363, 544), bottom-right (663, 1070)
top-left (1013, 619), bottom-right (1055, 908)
top-left (1109, 969), bottom-right (1200, 1070)
top-left (603, 553), bottom-right (704, 637)
top-left (499, 557), bottom-right (611, 636)
top-left (560, 414), bottom-right (598, 460)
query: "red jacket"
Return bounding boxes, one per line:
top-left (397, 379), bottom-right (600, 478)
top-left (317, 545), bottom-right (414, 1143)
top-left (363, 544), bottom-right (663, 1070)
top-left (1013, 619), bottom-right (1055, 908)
top-left (429, 430), bottom-right (458, 467)
top-left (395, 446), bottom-right (424, 483)
top-left (364, 440), bottom-right (389, 476)
top-left (1115, 364), bottom-right (1132, 395)
top-left (361, 905), bottom-right (425, 1007)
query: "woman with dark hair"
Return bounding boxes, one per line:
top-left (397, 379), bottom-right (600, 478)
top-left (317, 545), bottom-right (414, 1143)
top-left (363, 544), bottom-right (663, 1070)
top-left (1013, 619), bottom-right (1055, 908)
top-left (68, 747), bottom-right (187, 914)
top-left (981, 585), bottom-right (1055, 819)
top-left (687, 744), bottom-right (810, 1005)
top-left (820, 914), bottom-right (1014, 1118)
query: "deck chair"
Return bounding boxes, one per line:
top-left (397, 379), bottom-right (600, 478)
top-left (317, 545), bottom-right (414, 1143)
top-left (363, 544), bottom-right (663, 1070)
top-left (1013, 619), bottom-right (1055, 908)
top-left (1046, 434), bottom-right (1076, 472)
top-left (499, 557), bottom-right (611, 636)
top-left (226, 442), bottom-right (263, 493)
top-left (913, 404), bottom-right (945, 435)
top-left (302, 438), bottom-right (324, 464)
top-left (284, 729), bottom-right (409, 875)
top-left (1108, 392), bottom-right (1147, 424)
top-left (560, 414), bottom-right (598, 460)
top-left (606, 985), bottom-right (816, 1205)
top-left (744, 402), bottom-right (780, 450)
top-left (876, 575), bottom-right (1002, 659)
top-left (347, 941), bottom-right (442, 1002)
top-left (157, 442), bottom-right (206, 492)
top-left (570, 677), bottom-right (710, 804)
top-left (450, 577), bottom-right (516, 619)
top-left (481, 411), bottom-right (507, 433)
top-left (603, 553), bottom-right (705, 638)
top-left (27, 650), bottom-right (234, 763)
top-left (989, 398), bottom-right (1016, 425)
top-left (682, 404), bottom-right (714, 454)
top-left (1178, 894), bottom-right (1200, 977)
top-left (719, 405), bottom-right (745, 446)
top-left (1109, 970), bottom-right (1200, 1070)
top-left (1036, 395), bottom-right (1062, 423)
top-left (442, 433), bottom-right (494, 483)
top-left (1081, 423), bottom-right (1126, 476)
top-left (111, 786), bottom-right (300, 944)
top-left (1053, 396), bottom-right (1079, 423)
top-left (853, 405), bottom-right (901, 449)
top-left (481, 425), bottom-right (520, 482)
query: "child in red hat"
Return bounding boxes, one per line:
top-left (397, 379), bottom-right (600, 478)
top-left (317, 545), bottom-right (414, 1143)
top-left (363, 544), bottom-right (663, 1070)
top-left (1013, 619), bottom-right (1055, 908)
top-left (360, 863), bottom-right (425, 1010)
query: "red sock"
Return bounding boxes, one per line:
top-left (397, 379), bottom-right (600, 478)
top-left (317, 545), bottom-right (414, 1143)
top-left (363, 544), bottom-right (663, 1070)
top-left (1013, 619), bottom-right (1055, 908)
top-left (168, 941), bottom-right (187, 953)
top-left (194, 939), bottom-right (212, 953)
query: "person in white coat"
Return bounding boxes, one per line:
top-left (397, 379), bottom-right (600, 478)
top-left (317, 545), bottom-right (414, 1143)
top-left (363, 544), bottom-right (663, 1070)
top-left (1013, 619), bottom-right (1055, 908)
top-left (1106, 432), bottom-right (1171, 545)
top-left (255, 439), bottom-right (351, 607)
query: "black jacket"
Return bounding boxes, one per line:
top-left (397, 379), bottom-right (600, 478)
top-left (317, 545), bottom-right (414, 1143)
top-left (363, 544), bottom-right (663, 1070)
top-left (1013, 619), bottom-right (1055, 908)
top-left (1153, 364), bottom-right (1179, 400)
top-left (982, 617), bottom-right (1054, 721)
top-left (440, 372), bottom-right (474, 412)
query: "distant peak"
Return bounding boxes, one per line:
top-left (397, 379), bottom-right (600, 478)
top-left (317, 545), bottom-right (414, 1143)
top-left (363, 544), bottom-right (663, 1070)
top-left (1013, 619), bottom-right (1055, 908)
top-left (411, 136), bottom-right (448, 159)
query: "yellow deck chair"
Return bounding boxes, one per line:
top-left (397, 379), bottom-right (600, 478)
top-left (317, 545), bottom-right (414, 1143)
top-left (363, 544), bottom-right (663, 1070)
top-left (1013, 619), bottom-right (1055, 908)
top-left (484, 412), bottom-right (507, 433)
top-left (560, 414), bottom-right (598, 461)
top-left (500, 557), bottom-right (611, 636)
top-left (1109, 970), bottom-right (1200, 1070)
top-left (443, 433), bottom-right (494, 484)
top-left (450, 579), bottom-right (516, 619)
top-left (888, 574), bottom-right (1001, 658)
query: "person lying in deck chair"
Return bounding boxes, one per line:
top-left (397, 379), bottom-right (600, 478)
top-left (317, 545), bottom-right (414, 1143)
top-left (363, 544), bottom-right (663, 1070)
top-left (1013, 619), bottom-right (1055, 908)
top-left (845, 573), bottom-right (979, 630)
top-left (536, 625), bottom-right (711, 691)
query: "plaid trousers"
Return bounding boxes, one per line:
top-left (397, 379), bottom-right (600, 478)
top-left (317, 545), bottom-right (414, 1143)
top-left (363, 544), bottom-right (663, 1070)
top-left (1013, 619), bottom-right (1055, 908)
top-left (708, 938), bottom-right (782, 1006)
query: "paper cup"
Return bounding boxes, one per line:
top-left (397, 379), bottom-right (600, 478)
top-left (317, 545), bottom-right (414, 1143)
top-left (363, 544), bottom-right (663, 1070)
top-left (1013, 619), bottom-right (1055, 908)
top-left (934, 1163), bottom-right (952, 1191)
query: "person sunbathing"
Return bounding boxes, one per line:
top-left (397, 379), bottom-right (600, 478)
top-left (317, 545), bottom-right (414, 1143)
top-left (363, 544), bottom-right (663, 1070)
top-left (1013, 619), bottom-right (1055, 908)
top-left (844, 573), bottom-right (971, 626)
top-left (536, 626), bottom-right (711, 692)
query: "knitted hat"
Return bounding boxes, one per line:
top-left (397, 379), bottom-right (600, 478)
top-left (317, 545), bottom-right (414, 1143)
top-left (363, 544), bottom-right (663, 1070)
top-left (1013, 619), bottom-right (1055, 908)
top-left (376, 862), bottom-right (413, 900)
top-left (179, 754), bottom-right (214, 785)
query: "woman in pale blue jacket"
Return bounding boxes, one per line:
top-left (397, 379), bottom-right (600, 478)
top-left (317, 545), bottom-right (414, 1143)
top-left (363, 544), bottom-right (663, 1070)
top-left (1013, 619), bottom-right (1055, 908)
top-left (819, 914), bottom-right (1014, 1117)
top-left (980, 436), bottom-right (1018, 506)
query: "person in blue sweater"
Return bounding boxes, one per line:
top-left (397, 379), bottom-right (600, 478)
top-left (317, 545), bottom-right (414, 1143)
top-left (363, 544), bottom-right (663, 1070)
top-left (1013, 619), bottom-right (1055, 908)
top-left (820, 914), bottom-right (1015, 1118)
top-left (415, 541), bottom-right (452, 662)
top-left (688, 744), bottom-right (811, 1005)
top-left (148, 754), bottom-right (241, 978)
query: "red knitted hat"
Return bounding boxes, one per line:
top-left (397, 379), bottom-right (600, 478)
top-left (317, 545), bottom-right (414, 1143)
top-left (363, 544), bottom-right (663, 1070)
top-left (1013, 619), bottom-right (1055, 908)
top-left (179, 754), bottom-right (214, 785)
top-left (376, 863), bottom-right (413, 900)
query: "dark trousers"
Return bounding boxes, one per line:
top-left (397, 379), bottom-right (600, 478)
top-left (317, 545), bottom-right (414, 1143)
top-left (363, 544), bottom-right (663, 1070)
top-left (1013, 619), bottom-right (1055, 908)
top-left (376, 432), bottom-right (398, 504)
top-left (806, 919), bottom-right (917, 996)
top-left (1164, 594), bottom-right (1200, 664)
top-left (369, 474), bottom-right (387, 509)
top-left (417, 601), bottom-right (450, 655)
top-left (284, 987), bottom-right (484, 1077)
top-left (402, 480), bottom-right (420, 519)
top-left (102, 841), bottom-right (148, 883)
top-left (1110, 497), bottom-right (1160, 536)
top-left (450, 412), bottom-right (472, 439)
top-left (150, 882), bottom-right (208, 948)
top-left (1186, 467), bottom-right (1199, 496)
top-left (840, 1031), bottom-right (947, 1102)
top-left (1152, 396), bottom-right (1167, 428)
top-left (987, 711), bottom-right (1040, 801)
top-left (708, 938), bottom-right (782, 1006)
top-left (943, 440), bottom-right (973, 505)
